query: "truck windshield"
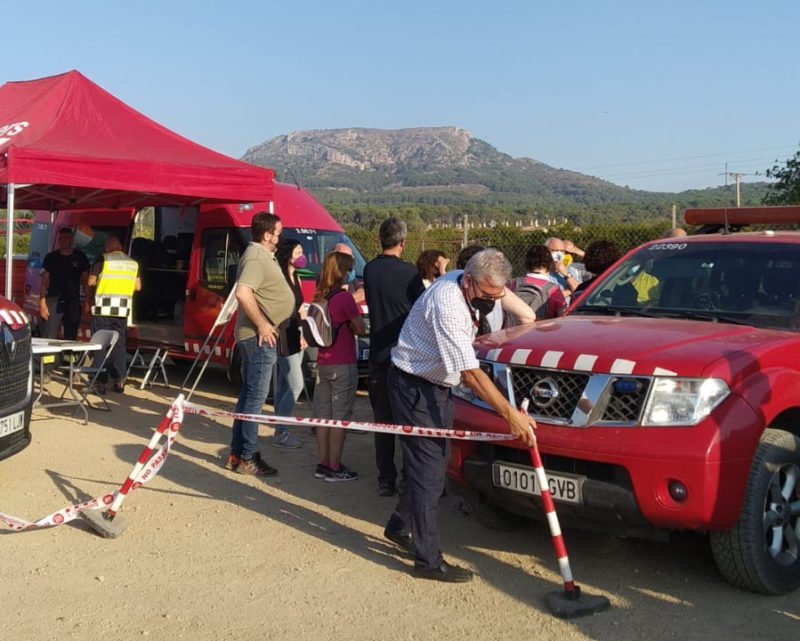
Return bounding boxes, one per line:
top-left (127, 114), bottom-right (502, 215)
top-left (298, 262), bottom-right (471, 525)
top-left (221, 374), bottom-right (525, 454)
top-left (572, 240), bottom-right (800, 331)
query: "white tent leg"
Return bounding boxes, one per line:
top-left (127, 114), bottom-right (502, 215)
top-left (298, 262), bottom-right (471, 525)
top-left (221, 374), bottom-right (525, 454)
top-left (5, 183), bottom-right (15, 300)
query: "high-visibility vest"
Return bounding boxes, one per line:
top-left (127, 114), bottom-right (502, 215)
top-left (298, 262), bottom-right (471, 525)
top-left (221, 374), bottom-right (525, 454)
top-left (92, 251), bottom-right (138, 318)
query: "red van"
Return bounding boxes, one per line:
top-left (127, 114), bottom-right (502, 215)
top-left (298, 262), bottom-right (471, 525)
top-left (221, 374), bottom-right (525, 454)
top-left (24, 182), bottom-right (367, 380)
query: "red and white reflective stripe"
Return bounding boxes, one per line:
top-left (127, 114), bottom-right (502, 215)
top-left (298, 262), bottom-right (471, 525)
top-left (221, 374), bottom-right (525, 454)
top-left (181, 400), bottom-right (516, 442)
top-left (521, 399), bottom-right (576, 593)
top-left (0, 397), bottom-right (185, 532)
top-left (106, 398), bottom-right (184, 517)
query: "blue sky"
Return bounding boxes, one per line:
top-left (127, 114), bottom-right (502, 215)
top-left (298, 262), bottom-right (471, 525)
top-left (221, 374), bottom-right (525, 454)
top-left (6, 1), bottom-right (799, 193)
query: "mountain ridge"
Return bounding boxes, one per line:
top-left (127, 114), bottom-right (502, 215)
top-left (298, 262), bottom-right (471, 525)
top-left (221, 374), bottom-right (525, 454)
top-left (241, 126), bottom-right (769, 210)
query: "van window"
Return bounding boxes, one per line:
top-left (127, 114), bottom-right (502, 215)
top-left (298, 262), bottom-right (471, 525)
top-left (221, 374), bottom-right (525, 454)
top-left (27, 221), bottom-right (52, 270)
top-left (72, 225), bottom-right (129, 264)
top-left (199, 227), bottom-right (247, 294)
top-left (282, 228), bottom-right (366, 279)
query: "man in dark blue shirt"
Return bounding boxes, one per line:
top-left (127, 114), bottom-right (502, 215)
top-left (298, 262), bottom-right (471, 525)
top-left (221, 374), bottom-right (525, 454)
top-left (363, 218), bottom-right (425, 497)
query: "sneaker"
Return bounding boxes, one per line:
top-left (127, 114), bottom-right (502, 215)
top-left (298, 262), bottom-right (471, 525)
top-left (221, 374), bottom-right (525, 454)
top-left (270, 432), bottom-right (303, 449)
top-left (112, 378), bottom-right (126, 393)
top-left (94, 380), bottom-right (107, 395)
top-left (224, 453), bottom-right (241, 471)
top-left (235, 452), bottom-right (278, 477)
top-left (314, 463), bottom-right (331, 479)
top-left (324, 463), bottom-right (359, 483)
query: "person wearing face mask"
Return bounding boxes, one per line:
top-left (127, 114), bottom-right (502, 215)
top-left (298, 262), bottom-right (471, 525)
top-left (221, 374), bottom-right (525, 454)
top-left (383, 248), bottom-right (537, 583)
top-left (439, 245), bottom-right (535, 330)
top-left (271, 238), bottom-right (309, 449)
top-left (545, 237), bottom-right (582, 298)
top-left (225, 212), bottom-right (295, 476)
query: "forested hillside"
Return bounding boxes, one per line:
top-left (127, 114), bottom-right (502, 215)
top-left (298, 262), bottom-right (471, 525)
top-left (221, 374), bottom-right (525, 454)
top-left (242, 126), bottom-right (770, 225)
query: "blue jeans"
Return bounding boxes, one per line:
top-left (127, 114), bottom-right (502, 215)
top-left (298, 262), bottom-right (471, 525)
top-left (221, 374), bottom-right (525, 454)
top-left (274, 350), bottom-right (304, 434)
top-left (230, 336), bottom-right (278, 458)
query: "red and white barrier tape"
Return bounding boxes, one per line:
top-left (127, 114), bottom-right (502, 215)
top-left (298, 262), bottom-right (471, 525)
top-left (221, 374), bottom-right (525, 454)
top-left (0, 397), bottom-right (184, 531)
top-left (2, 395), bottom-right (516, 532)
top-left (181, 400), bottom-right (517, 442)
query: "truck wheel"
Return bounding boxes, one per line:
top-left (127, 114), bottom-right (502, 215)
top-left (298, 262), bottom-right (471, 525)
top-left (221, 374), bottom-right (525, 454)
top-left (226, 349), bottom-right (242, 385)
top-left (709, 428), bottom-right (800, 594)
top-left (460, 494), bottom-right (527, 531)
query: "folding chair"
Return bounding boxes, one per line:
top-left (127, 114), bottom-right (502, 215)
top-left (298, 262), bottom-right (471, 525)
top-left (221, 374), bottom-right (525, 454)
top-left (58, 329), bottom-right (119, 412)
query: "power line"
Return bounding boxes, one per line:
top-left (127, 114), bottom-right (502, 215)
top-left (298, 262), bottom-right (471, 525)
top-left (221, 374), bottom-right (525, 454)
top-left (574, 144), bottom-right (796, 172)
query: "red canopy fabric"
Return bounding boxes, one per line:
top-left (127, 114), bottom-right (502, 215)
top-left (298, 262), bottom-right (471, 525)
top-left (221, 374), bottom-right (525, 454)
top-left (0, 70), bottom-right (274, 210)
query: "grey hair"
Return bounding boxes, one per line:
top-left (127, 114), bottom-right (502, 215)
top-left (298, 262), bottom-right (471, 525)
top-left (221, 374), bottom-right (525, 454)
top-left (379, 217), bottom-right (407, 249)
top-left (464, 248), bottom-right (511, 287)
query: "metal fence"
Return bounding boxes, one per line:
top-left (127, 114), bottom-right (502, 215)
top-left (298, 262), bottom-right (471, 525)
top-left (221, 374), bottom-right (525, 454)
top-left (345, 220), bottom-right (676, 278)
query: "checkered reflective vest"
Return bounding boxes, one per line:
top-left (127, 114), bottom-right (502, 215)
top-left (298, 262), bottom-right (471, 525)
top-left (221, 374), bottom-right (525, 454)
top-left (92, 251), bottom-right (138, 318)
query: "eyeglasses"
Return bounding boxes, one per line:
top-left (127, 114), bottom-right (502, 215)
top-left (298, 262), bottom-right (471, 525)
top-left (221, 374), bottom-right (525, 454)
top-left (471, 277), bottom-right (505, 301)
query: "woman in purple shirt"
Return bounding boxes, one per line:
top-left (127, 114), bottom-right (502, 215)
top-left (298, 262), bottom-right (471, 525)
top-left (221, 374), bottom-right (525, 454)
top-left (312, 251), bottom-right (366, 482)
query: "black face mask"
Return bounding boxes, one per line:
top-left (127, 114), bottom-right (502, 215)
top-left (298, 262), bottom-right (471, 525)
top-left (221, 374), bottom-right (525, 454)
top-left (470, 296), bottom-right (495, 317)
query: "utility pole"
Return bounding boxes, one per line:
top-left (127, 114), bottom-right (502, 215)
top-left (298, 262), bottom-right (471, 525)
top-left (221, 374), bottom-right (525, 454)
top-left (719, 169), bottom-right (752, 207)
top-left (671, 203), bottom-right (677, 228)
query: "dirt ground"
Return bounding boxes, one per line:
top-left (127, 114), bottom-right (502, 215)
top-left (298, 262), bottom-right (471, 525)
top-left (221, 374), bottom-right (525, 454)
top-left (2, 363), bottom-right (798, 641)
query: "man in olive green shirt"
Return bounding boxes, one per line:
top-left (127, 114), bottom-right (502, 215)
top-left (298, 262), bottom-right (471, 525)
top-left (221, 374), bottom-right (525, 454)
top-left (226, 212), bottom-right (295, 476)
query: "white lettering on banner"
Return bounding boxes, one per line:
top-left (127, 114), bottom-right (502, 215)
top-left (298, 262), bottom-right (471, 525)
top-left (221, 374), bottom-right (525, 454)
top-left (0, 121), bottom-right (30, 146)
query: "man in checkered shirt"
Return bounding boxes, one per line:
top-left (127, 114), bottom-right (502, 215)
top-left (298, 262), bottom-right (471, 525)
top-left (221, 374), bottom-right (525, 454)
top-left (383, 248), bottom-right (536, 583)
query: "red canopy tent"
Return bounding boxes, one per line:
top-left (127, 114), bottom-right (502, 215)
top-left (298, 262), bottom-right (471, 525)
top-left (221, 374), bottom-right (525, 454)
top-left (0, 70), bottom-right (275, 296)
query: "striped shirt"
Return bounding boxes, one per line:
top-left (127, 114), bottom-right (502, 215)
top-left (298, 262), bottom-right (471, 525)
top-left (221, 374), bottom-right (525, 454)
top-left (391, 276), bottom-right (479, 388)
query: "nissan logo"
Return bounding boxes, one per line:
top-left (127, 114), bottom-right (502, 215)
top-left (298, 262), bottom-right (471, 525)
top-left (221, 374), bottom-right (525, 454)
top-left (531, 378), bottom-right (559, 409)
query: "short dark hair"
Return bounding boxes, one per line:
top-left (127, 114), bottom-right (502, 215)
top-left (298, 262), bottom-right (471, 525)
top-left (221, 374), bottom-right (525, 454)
top-left (583, 240), bottom-right (621, 275)
top-left (416, 249), bottom-right (447, 281)
top-left (251, 211), bottom-right (281, 243)
top-left (524, 244), bottom-right (553, 272)
top-left (455, 244), bottom-right (484, 269)
top-left (57, 227), bottom-right (73, 235)
top-left (379, 217), bottom-right (407, 249)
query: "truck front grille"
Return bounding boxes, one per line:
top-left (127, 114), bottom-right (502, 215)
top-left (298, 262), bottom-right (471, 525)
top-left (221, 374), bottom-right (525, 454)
top-left (507, 365), bottom-right (649, 425)
top-left (511, 367), bottom-right (589, 421)
top-left (0, 325), bottom-right (31, 410)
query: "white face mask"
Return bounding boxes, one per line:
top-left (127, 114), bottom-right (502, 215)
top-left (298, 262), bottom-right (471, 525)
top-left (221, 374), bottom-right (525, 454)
top-left (551, 250), bottom-right (564, 263)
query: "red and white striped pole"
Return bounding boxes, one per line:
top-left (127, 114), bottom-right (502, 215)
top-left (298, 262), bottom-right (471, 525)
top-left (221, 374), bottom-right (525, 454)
top-left (520, 400), bottom-right (610, 617)
top-left (82, 396), bottom-right (184, 537)
top-left (520, 398), bottom-right (578, 596)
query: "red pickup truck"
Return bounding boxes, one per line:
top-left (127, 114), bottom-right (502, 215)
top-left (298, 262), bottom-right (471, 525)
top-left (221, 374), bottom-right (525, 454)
top-left (447, 206), bottom-right (800, 594)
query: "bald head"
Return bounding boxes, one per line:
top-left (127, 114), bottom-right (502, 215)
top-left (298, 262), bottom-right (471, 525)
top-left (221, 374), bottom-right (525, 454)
top-left (662, 228), bottom-right (687, 239)
top-left (332, 242), bottom-right (352, 256)
top-left (545, 237), bottom-right (565, 252)
top-left (105, 236), bottom-right (123, 252)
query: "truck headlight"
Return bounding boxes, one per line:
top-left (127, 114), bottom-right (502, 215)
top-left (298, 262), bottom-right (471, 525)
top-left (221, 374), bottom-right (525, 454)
top-left (641, 377), bottom-right (729, 426)
top-left (452, 361), bottom-right (511, 406)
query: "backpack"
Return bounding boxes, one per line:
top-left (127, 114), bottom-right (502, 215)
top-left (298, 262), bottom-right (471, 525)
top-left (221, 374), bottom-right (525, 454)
top-left (513, 276), bottom-right (557, 320)
top-left (302, 289), bottom-right (347, 348)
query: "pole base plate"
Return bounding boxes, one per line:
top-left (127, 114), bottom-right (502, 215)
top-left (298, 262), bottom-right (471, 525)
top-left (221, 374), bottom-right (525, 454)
top-left (81, 509), bottom-right (128, 538)
top-left (544, 588), bottom-right (610, 619)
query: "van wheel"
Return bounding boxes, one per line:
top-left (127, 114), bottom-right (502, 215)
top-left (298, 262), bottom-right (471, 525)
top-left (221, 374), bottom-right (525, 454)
top-left (709, 428), bottom-right (800, 594)
top-left (226, 349), bottom-right (242, 385)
